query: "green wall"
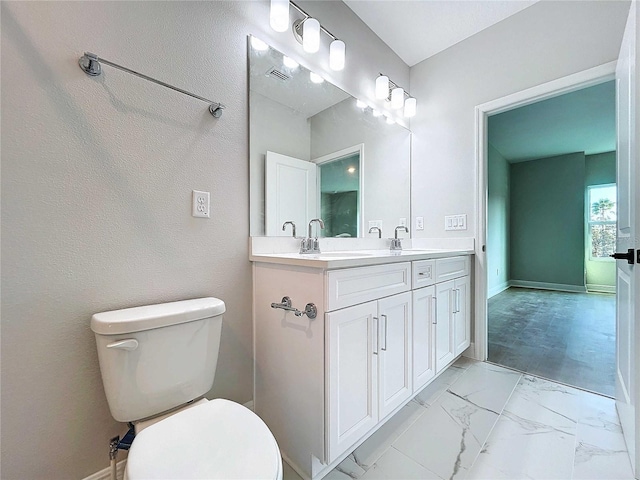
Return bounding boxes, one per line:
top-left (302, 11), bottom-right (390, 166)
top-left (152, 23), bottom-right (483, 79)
top-left (510, 152), bottom-right (586, 288)
top-left (487, 144), bottom-right (510, 297)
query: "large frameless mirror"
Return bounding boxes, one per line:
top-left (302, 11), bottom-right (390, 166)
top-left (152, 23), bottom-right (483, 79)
top-left (249, 36), bottom-right (411, 238)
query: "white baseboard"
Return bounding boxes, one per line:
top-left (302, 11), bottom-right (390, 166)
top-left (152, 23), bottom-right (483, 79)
top-left (83, 459), bottom-right (126, 480)
top-left (488, 281), bottom-right (510, 298)
top-left (586, 284), bottom-right (615, 294)
top-left (510, 280), bottom-right (586, 293)
top-left (463, 342), bottom-right (479, 360)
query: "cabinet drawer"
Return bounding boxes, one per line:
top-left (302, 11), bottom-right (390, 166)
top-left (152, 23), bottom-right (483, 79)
top-left (326, 262), bottom-right (411, 311)
top-left (412, 260), bottom-right (436, 289)
top-left (435, 256), bottom-right (470, 283)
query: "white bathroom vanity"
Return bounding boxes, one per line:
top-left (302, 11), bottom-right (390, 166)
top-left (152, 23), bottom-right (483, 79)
top-left (251, 248), bottom-right (473, 480)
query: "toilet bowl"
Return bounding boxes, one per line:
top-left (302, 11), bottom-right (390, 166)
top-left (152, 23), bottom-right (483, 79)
top-left (91, 298), bottom-right (282, 480)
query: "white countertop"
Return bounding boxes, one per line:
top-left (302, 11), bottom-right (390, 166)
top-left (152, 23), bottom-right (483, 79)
top-left (250, 248), bottom-right (474, 269)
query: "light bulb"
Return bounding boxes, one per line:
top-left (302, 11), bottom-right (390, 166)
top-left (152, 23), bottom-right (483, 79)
top-left (404, 97), bottom-right (417, 118)
top-left (391, 87), bottom-right (404, 109)
top-left (283, 56), bottom-right (299, 69)
top-left (250, 37), bottom-right (269, 51)
top-left (375, 75), bottom-right (389, 100)
top-left (329, 39), bottom-right (346, 71)
top-left (309, 72), bottom-right (324, 84)
top-left (303, 18), bottom-right (320, 53)
top-left (270, 0), bottom-right (289, 32)
top-left (347, 166), bottom-right (356, 174)
top-left (356, 99), bottom-right (367, 109)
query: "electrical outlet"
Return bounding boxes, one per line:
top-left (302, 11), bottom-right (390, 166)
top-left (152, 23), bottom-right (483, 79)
top-left (416, 216), bottom-right (424, 230)
top-left (192, 190), bottom-right (210, 218)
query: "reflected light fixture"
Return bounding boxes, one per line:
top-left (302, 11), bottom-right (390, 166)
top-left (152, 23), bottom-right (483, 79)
top-left (309, 72), bottom-right (324, 84)
top-left (391, 87), bottom-right (404, 109)
top-left (404, 97), bottom-right (417, 118)
top-left (347, 166), bottom-right (356, 174)
top-left (376, 75), bottom-right (389, 100)
top-left (330, 40), bottom-right (345, 71)
top-left (251, 37), bottom-right (269, 51)
top-left (270, 0), bottom-right (290, 32)
top-left (283, 56), bottom-right (299, 69)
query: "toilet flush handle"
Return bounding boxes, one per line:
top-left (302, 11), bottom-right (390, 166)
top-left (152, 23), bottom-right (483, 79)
top-left (106, 339), bottom-right (139, 351)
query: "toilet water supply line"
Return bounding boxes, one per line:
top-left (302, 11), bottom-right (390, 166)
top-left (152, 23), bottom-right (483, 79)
top-left (109, 424), bottom-right (136, 480)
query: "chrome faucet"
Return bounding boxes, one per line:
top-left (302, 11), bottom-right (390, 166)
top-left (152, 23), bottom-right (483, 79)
top-left (282, 221), bottom-right (296, 238)
top-left (368, 226), bottom-right (382, 238)
top-left (390, 225), bottom-right (409, 251)
top-left (300, 218), bottom-right (325, 254)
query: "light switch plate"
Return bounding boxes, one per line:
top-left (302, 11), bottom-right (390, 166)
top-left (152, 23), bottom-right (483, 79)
top-left (445, 214), bottom-right (467, 230)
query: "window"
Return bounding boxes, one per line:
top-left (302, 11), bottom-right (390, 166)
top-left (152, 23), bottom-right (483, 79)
top-left (587, 184), bottom-right (616, 260)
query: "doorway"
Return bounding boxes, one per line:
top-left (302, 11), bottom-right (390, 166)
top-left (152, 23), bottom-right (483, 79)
top-left (484, 81), bottom-right (616, 396)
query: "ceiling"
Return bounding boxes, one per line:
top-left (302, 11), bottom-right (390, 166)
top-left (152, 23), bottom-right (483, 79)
top-left (343, 0), bottom-right (539, 66)
top-left (488, 81), bottom-right (616, 162)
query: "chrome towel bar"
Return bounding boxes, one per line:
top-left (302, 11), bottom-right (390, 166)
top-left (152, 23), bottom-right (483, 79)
top-left (78, 52), bottom-right (225, 118)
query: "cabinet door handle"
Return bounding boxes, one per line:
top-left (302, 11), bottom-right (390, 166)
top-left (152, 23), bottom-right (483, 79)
top-left (381, 314), bottom-right (388, 351)
top-left (373, 316), bottom-right (379, 355)
top-left (432, 296), bottom-right (437, 324)
top-left (456, 289), bottom-right (460, 313)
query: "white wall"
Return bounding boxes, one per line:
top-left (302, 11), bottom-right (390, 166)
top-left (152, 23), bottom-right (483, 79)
top-left (410, 0), bottom-right (630, 240)
top-left (0, 1), bottom-right (408, 478)
top-left (250, 91), bottom-right (311, 236)
top-left (487, 144), bottom-right (510, 297)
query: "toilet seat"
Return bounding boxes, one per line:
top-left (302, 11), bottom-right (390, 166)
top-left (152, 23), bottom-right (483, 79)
top-left (125, 399), bottom-right (282, 480)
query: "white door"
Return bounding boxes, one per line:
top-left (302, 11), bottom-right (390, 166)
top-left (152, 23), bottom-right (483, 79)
top-left (326, 301), bottom-right (379, 463)
top-left (614, 2), bottom-right (637, 473)
top-left (412, 286), bottom-right (436, 392)
top-left (436, 280), bottom-right (456, 372)
top-left (265, 151), bottom-right (317, 236)
top-left (454, 276), bottom-right (471, 356)
top-left (378, 292), bottom-right (413, 420)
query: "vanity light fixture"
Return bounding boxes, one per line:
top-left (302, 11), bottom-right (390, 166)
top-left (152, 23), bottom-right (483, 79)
top-left (391, 87), bottom-right (404, 109)
top-left (376, 74), bottom-right (417, 118)
top-left (283, 56), bottom-right (299, 69)
top-left (375, 75), bottom-right (389, 100)
top-left (251, 36), bottom-right (269, 51)
top-left (270, 0), bottom-right (290, 33)
top-left (404, 97), bottom-right (417, 118)
top-left (309, 72), bottom-right (324, 84)
top-left (276, 1), bottom-right (347, 71)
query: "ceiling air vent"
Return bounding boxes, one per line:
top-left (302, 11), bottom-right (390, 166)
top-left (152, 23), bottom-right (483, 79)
top-left (266, 67), bottom-right (291, 82)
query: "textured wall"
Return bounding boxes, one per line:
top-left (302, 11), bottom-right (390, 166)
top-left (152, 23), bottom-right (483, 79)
top-left (409, 0), bottom-right (630, 240)
top-left (0, 1), bottom-right (408, 478)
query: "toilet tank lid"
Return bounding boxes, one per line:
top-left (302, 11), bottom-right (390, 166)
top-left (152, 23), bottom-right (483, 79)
top-left (91, 297), bottom-right (225, 335)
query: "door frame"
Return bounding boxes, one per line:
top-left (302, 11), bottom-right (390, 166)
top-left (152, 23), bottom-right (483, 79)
top-left (473, 60), bottom-right (617, 362)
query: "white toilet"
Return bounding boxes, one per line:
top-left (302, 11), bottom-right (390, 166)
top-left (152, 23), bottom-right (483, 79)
top-left (91, 297), bottom-right (282, 480)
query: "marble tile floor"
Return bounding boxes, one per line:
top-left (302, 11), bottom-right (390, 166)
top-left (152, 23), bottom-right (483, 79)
top-left (488, 288), bottom-right (615, 397)
top-left (283, 358), bottom-right (633, 480)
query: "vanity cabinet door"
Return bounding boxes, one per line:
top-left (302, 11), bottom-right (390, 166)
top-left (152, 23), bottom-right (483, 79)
top-left (412, 286), bottom-right (436, 392)
top-left (453, 276), bottom-right (471, 356)
top-left (377, 292), bottom-right (412, 420)
top-left (326, 301), bottom-right (379, 463)
top-left (435, 280), bottom-right (455, 373)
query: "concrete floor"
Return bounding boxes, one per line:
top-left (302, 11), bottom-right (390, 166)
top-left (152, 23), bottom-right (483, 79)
top-left (488, 287), bottom-right (616, 397)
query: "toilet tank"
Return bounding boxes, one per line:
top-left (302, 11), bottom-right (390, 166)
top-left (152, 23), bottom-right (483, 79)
top-left (91, 298), bottom-right (225, 423)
